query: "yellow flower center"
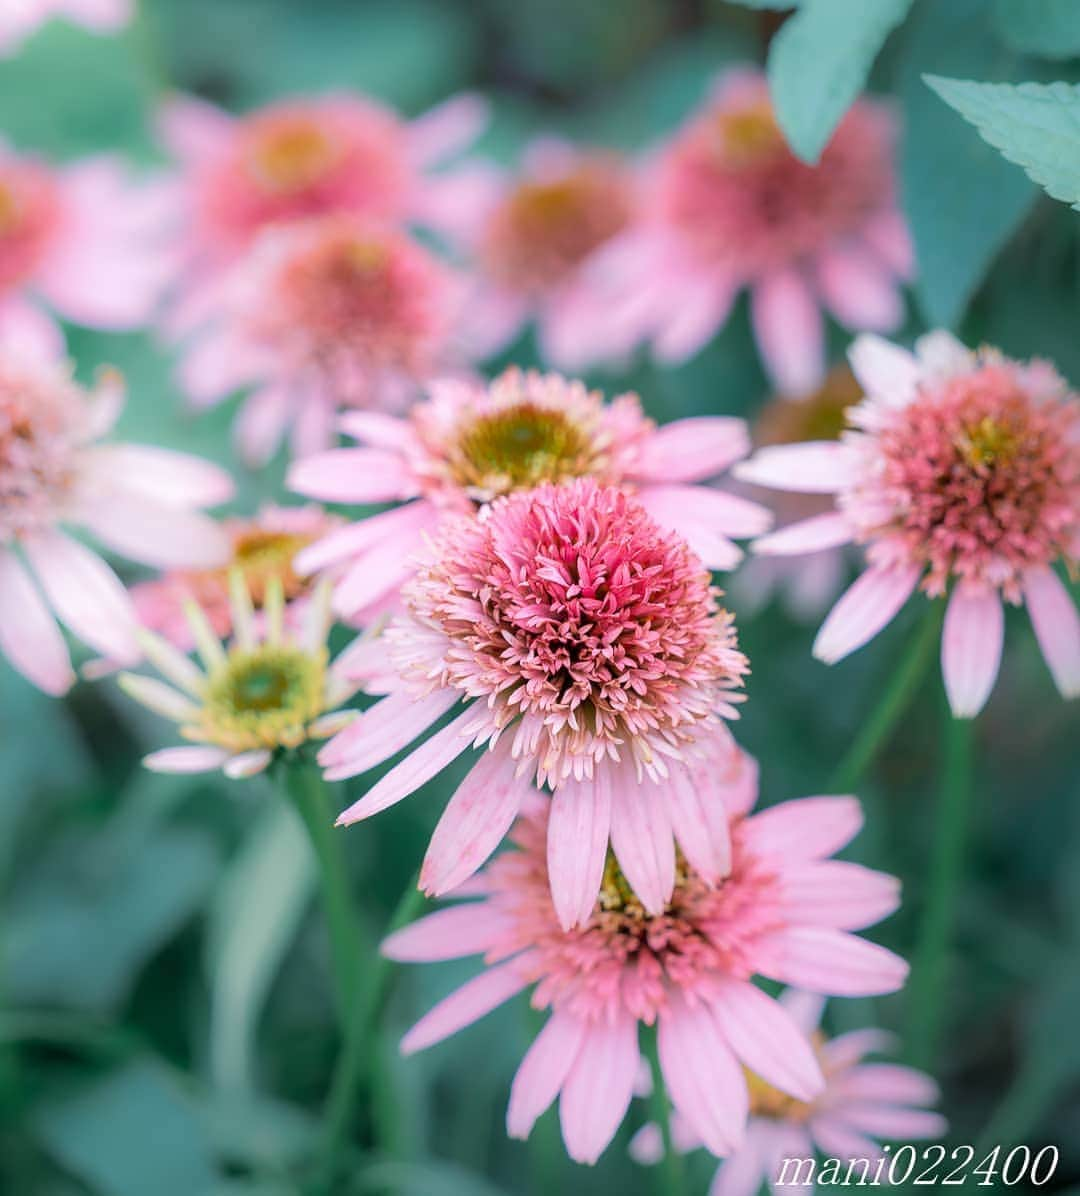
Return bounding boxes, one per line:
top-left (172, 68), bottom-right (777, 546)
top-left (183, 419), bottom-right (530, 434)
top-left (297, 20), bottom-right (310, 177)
top-left (246, 119), bottom-right (339, 193)
top-left (231, 529), bottom-right (314, 605)
top-left (756, 365), bottom-right (861, 446)
top-left (0, 181), bottom-right (21, 237)
top-left (958, 415), bottom-right (1019, 471)
top-left (713, 103), bottom-right (787, 169)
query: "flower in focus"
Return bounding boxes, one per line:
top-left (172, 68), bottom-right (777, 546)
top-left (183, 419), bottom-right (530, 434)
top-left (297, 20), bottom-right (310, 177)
top-left (630, 989), bottom-right (945, 1194)
top-left (731, 365), bottom-right (861, 621)
top-left (0, 146), bottom-right (174, 356)
top-left (179, 216), bottom-right (464, 465)
top-left (0, 351), bottom-right (232, 694)
top-left (451, 139), bottom-right (638, 369)
top-left (736, 332), bottom-right (1080, 717)
top-left (598, 70), bottom-right (910, 393)
top-left (381, 786), bottom-right (907, 1166)
top-left (119, 571), bottom-right (359, 778)
top-left (132, 503), bottom-right (342, 650)
top-left (320, 478), bottom-right (755, 924)
top-left (0, 0), bottom-right (131, 56)
top-left (289, 368), bottom-right (770, 621)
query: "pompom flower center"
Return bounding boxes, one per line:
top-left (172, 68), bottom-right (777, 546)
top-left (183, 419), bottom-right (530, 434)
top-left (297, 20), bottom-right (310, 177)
top-left (244, 117), bottom-right (341, 194)
top-left (0, 164), bottom-right (60, 291)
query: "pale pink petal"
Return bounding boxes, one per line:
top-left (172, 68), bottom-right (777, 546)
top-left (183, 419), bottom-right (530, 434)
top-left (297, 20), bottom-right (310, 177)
top-left (558, 1011), bottom-right (640, 1165)
top-left (381, 903), bottom-right (510, 962)
top-left (914, 329), bottom-right (971, 377)
top-left (457, 286), bottom-right (530, 360)
top-left (337, 411), bottom-right (413, 450)
top-left (80, 496), bottom-right (231, 569)
top-left (847, 333), bottom-right (919, 406)
top-left (1024, 566), bottom-right (1080, 699)
top-left (741, 796), bottom-right (863, 860)
top-left (708, 1132), bottom-right (770, 1196)
top-left (330, 533), bottom-right (422, 620)
top-left (60, 0), bottom-right (132, 34)
top-left (234, 385), bottom-right (291, 468)
top-left (84, 445), bottom-right (234, 507)
top-left (812, 565), bottom-right (922, 664)
top-left (860, 208), bottom-right (914, 279)
top-left (420, 740), bottom-right (535, 896)
top-left (223, 749), bottom-right (273, 779)
top-left (412, 162), bottom-right (503, 245)
top-left (653, 277), bottom-right (736, 364)
top-left (0, 297), bottom-right (65, 361)
top-left (634, 487), bottom-right (744, 570)
top-left (831, 1105), bottom-right (947, 1141)
top-left (642, 484), bottom-right (773, 538)
top-left (506, 1011), bottom-right (587, 1140)
top-left (400, 958), bottom-right (531, 1055)
top-left (816, 245), bottom-right (904, 332)
top-left (751, 269), bottom-right (825, 396)
top-left (295, 500), bottom-right (434, 575)
top-left (822, 1028), bottom-right (896, 1071)
top-left (0, 550), bottom-right (74, 695)
top-left (157, 93), bottom-right (234, 162)
top-left (143, 745), bottom-right (230, 773)
top-left (287, 448), bottom-right (419, 504)
top-left (288, 389), bottom-right (338, 460)
top-left (808, 1116), bottom-right (884, 1164)
top-left (317, 688), bottom-right (460, 772)
top-left (733, 442), bottom-right (857, 494)
top-left (609, 763), bottom-right (675, 916)
top-left (547, 771), bottom-right (613, 931)
top-left (179, 331), bottom-right (267, 407)
top-left (778, 861), bottom-right (901, 930)
top-left (753, 511), bottom-right (855, 556)
top-left (778, 988), bottom-right (827, 1034)
top-left (407, 93), bottom-right (489, 167)
top-left (754, 927), bottom-right (908, 996)
top-left (630, 417), bottom-right (751, 483)
top-left (833, 1063), bottom-right (939, 1107)
top-left (665, 755), bottom-right (732, 885)
top-left (710, 980), bottom-right (824, 1102)
top-left (714, 741), bottom-right (760, 816)
top-left (941, 583), bottom-right (1003, 718)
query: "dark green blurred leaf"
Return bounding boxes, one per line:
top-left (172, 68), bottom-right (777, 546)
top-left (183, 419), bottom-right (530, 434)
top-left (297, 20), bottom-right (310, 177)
top-left (991, 0), bottom-right (1080, 59)
top-left (198, 1090), bottom-right (318, 1171)
top-left (354, 1159), bottom-right (512, 1196)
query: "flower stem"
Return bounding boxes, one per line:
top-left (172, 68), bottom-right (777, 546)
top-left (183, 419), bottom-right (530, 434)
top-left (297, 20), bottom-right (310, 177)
top-left (906, 710), bottom-right (974, 1071)
top-left (826, 602), bottom-right (942, 794)
top-left (645, 1028), bottom-right (685, 1196)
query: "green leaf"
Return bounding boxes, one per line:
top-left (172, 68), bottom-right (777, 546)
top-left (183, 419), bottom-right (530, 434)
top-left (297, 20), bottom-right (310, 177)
top-left (353, 1160), bottom-right (512, 1196)
top-left (205, 801), bottom-right (315, 1092)
top-left (31, 1061), bottom-right (219, 1196)
top-left (722, 0), bottom-right (799, 8)
top-left (197, 1091), bottom-right (318, 1172)
top-left (991, 0), bottom-right (1080, 59)
top-left (926, 76), bottom-right (1080, 211)
top-left (766, 0), bottom-right (912, 163)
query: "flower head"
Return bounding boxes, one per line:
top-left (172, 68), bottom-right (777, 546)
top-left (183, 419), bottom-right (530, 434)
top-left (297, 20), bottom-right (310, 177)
top-left (737, 332), bottom-right (1080, 716)
top-left (0, 350), bottom-right (231, 694)
top-left (119, 571), bottom-right (358, 779)
top-left (597, 70), bottom-right (911, 392)
top-left (289, 368), bottom-right (769, 621)
top-left (0, 0), bottom-right (131, 56)
top-left (382, 781), bottom-right (906, 1166)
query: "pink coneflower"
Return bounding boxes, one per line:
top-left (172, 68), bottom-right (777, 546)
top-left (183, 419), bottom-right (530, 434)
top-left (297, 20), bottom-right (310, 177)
top-left (736, 332), bottom-right (1080, 717)
top-left (321, 478), bottom-right (755, 924)
top-left (0, 0), bottom-right (131, 55)
top-left (382, 788), bottom-right (907, 1166)
top-left (0, 146), bottom-right (174, 356)
top-left (0, 351), bottom-right (232, 695)
top-left (289, 368), bottom-right (769, 621)
top-left (630, 989), bottom-right (945, 1194)
top-left (132, 503), bottom-right (342, 650)
top-left (452, 139), bottom-right (638, 369)
top-left (597, 70), bottom-right (910, 393)
top-left (179, 216), bottom-right (463, 464)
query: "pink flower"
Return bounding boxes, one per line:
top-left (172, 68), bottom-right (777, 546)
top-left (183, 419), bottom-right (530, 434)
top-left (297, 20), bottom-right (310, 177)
top-left (451, 138), bottom-right (639, 369)
top-left (736, 332), bottom-right (1080, 717)
top-left (630, 989), bottom-right (945, 1195)
top-left (0, 0), bottom-right (131, 55)
top-left (131, 503), bottom-right (342, 650)
top-left (382, 785), bottom-right (907, 1166)
top-left (0, 351), bottom-right (232, 695)
top-left (178, 216), bottom-right (465, 465)
top-left (289, 368), bottom-right (770, 622)
top-left (0, 145), bottom-right (174, 356)
top-left (321, 478), bottom-right (754, 923)
top-left (598, 70), bottom-right (911, 393)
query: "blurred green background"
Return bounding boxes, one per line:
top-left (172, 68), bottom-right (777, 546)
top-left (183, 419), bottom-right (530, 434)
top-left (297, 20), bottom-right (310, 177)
top-left (2, 1), bottom-right (1080, 1193)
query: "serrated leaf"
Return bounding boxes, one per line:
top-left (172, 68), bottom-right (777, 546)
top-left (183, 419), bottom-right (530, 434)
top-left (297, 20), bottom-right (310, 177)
top-left (766, 0), bottom-right (912, 163)
top-left (991, 0), bottom-right (1080, 59)
top-left (926, 76), bottom-right (1080, 211)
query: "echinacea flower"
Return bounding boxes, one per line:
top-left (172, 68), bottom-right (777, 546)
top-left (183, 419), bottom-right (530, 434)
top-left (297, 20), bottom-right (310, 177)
top-left (118, 571), bottom-right (359, 779)
top-left (736, 332), bottom-right (1080, 717)
top-left (321, 478), bottom-right (753, 924)
top-left (451, 138), bottom-right (638, 369)
top-left (597, 69), bottom-right (911, 393)
top-left (381, 784), bottom-right (907, 1167)
top-left (131, 503), bottom-right (342, 651)
top-left (0, 144), bottom-right (174, 356)
top-left (0, 350), bottom-right (231, 695)
top-left (630, 989), bottom-right (945, 1196)
top-left (289, 368), bottom-right (770, 621)
top-left (178, 215), bottom-right (462, 464)
top-left (0, 0), bottom-right (131, 56)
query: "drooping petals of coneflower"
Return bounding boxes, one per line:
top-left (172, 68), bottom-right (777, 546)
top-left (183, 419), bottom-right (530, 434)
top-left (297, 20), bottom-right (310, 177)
top-left (736, 331), bottom-right (1080, 718)
top-left (629, 988), bottom-right (945, 1193)
top-left (118, 571), bottom-right (360, 779)
top-left (321, 478), bottom-right (754, 920)
top-left (594, 69), bottom-right (911, 392)
top-left (0, 350), bottom-right (232, 694)
top-left (288, 368), bottom-right (770, 622)
top-left (381, 787), bottom-right (907, 1167)
top-left (0, 0), bottom-right (131, 56)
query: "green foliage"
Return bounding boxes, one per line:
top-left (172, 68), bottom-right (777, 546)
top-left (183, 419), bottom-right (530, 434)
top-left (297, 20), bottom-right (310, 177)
top-left (991, 0), bottom-right (1080, 59)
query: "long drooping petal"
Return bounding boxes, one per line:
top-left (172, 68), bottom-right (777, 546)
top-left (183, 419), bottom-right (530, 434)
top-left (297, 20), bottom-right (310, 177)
top-left (941, 582), bottom-right (1004, 718)
top-left (547, 770), bottom-right (613, 931)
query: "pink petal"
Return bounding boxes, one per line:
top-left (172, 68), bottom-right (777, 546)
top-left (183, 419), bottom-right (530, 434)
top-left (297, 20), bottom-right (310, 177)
top-left (812, 565), bottom-right (922, 664)
top-left (547, 771), bottom-right (613, 931)
top-left (642, 484), bottom-right (773, 538)
top-left (630, 417), bottom-right (751, 484)
top-left (143, 745), bottom-right (230, 773)
top-left (400, 958), bottom-right (531, 1055)
top-left (914, 329), bottom-right (972, 377)
top-left (833, 1105), bottom-right (947, 1141)
top-left (80, 496), bottom-right (231, 569)
top-left (714, 741), bottom-right (760, 817)
top-left (179, 331), bottom-right (266, 408)
top-left (847, 333), bottom-right (920, 406)
top-left (741, 795), bottom-right (864, 860)
top-left (778, 861), bottom-right (901, 930)
top-left (295, 500), bottom-right (434, 575)
top-left (85, 445), bottom-right (234, 507)
top-left (558, 1011), bottom-right (640, 1165)
top-left (733, 442), bottom-right (857, 494)
top-left (330, 533), bottom-right (422, 620)
top-left (755, 927), bottom-right (908, 996)
top-left (286, 448), bottom-right (419, 504)
top-left (407, 92), bottom-right (489, 167)
top-left (941, 583), bottom-right (1003, 718)
top-left (318, 688), bottom-right (460, 772)
top-left (1024, 566), bottom-right (1080, 699)
top-left (420, 741), bottom-right (535, 896)
top-left (234, 385), bottom-right (291, 468)
top-left (288, 392), bottom-right (338, 462)
top-left (708, 1132), bottom-right (770, 1196)
top-left (833, 1063), bottom-right (939, 1107)
top-left (0, 550), bottom-right (74, 695)
top-left (808, 1116), bottom-right (885, 1165)
top-left (0, 297), bottom-right (65, 361)
top-left (778, 988), bottom-right (827, 1034)
top-left (753, 511), bottom-right (855, 556)
top-left (507, 1011), bottom-right (587, 1140)
top-left (634, 487), bottom-right (744, 571)
top-left (653, 277), bottom-right (736, 364)
top-left (823, 1028), bottom-right (896, 1071)
top-left (665, 754), bottom-right (732, 885)
top-left (609, 763), bottom-right (675, 916)
top-left (337, 411), bottom-right (413, 450)
top-left (816, 245), bottom-right (904, 332)
top-left (381, 903), bottom-right (509, 962)
top-left (751, 269), bottom-right (824, 396)
top-left (861, 208), bottom-right (914, 280)
top-left (156, 93), bottom-right (234, 162)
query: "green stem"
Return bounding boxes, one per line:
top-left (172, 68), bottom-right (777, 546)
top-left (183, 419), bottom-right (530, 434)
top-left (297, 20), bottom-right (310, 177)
top-left (645, 1028), bottom-right (685, 1196)
top-left (906, 711), bottom-right (974, 1072)
top-left (826, 602), bottom-right (942, 793)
